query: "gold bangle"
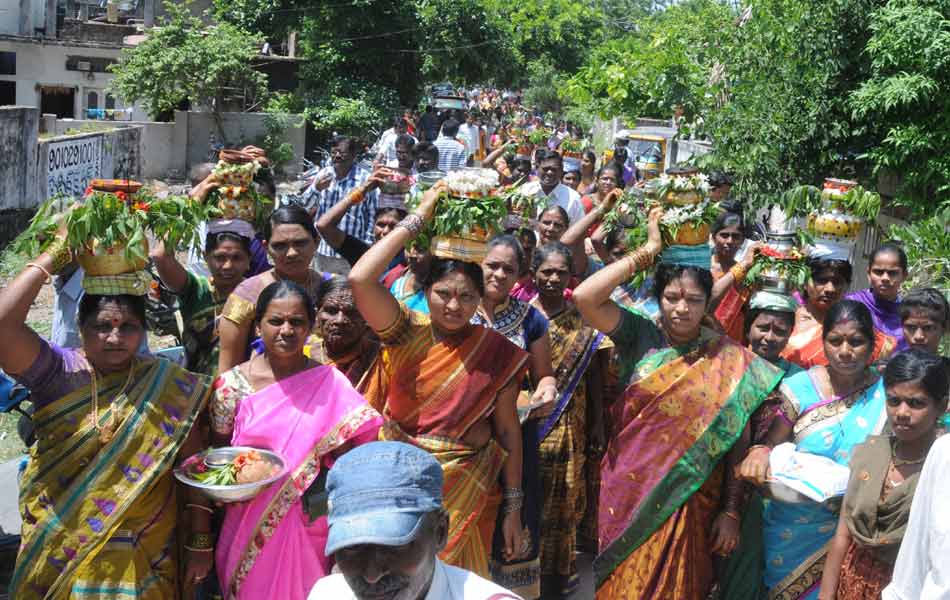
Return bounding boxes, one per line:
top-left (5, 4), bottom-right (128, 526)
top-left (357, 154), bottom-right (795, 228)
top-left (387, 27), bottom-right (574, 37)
top-left (184, 546), bottom-right (214, 553)
top-left (185, 503), bottom-right (214, 515)
top-left (729, 263), bottom-right (746, 282)
top-left (44, 238), bottom-right (72, 274)
top-left (721, 510), bottom-right (742, 523)
top-left (25, 263), bottom-right (52, 284)
top-left (189, 532), bottom-right (214, 549)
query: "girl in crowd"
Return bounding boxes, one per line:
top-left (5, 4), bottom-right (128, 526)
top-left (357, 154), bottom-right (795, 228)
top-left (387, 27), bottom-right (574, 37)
top-left (475, 234), bottom-right (557, 600)
top-left (899, 287), bottom-right (949, 354)
top-left (818, 350), bottom-right (948, 600)
top-left (218, 205), bottom-right (330, 372)
top-left (530, 242), bottom-right (610, 598)
top-left (150, 227), bottom-right (252, 375)
top-left (212, 281), bottom-right (382, 599)
top-left (740, 300), bottom-right (888, 599)
top-left (847, 242), bottom-right (909, 351)
top-left (305, 277), bottom-right (379, 390)
top-left (708, 210), bottom-right (760, 341)
top-left (0, 230), bottom-right (213, 597)
top-left (782, 259), bottom-right (896, 368)
top-left (578, 150), bottom-right (598, 196)
top-left (348, 183), bottom-right (529, 577)
top-left (574, 208), bottom-right (782, 599)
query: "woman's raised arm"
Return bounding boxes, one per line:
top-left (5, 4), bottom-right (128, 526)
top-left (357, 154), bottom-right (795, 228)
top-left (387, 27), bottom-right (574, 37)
top-left (349, 182), bottom-right (444, 332)
top-left (573, 207), bottom-right (662, 334)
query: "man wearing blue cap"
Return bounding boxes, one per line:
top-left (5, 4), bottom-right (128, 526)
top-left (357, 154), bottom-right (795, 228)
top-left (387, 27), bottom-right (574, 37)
top-left (309, 441), bottom-right (522, 600)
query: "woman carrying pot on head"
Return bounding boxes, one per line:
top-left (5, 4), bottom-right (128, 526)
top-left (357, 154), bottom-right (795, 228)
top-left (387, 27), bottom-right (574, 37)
top-left (530, 241), bottom-right (612, 598)
top-left (846, 242), bottom-right (910, 352)
top-left (818, 349), bottom-right (948, 600)
top-left (304, 276), bottom-right (379, 391)
top-left (211, 281), bottom-right (382, 600)
top-left (782, 258), bottom-right (896, 368)
top-left (348, 182), bottom-right (529, 578)
top-left (151, 224), bottom-right (252, 375)
top-left (218, 205), bottom-right (331, 373)
top-left (573, 208), bottom-right (783, 600)
top-left (738, 300), bottom-right (890, 599)
top-left (708, 209), bottom-right (762, 342)
top-left (0, 229), bottom-right (214, 597)
top-left (475, 234), bottom-right (558, 600)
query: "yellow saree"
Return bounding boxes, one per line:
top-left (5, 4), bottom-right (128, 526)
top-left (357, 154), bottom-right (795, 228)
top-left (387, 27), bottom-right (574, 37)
top-left (12, 358), bottom-right (210, 599)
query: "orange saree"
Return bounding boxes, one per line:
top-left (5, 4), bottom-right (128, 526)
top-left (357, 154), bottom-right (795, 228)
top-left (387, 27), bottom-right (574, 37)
top-left (365, 304), bottom-right (529, 577)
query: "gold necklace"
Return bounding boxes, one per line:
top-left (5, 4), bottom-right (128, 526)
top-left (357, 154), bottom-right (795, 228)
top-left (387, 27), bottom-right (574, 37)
top-left (90, 360), bottom-right (136, 445)
top-left (891, 437), bottom-right (928, 467)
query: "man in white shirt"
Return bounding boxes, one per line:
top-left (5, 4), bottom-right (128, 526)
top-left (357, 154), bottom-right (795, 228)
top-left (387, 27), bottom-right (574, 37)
top-left (883, 434), bottom-right (950, 600)
top-left (374, 116), bottom-right (416, 165)
top-left (309, 441), bottom-right (522, 600)
top-left (520, 149), bottom-right (585, 223)
top-left (457, 112), bottom-right (483, 162)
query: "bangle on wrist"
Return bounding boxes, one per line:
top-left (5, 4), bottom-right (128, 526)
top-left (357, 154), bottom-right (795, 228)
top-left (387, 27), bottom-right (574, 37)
top-left (186, 503), bottom-right (214, 515)
top-left (25, 263), bottom-right (52, 284)
top-left (188, 532), bottom-right (214, 550)
top-left (45, 239), bottom-right (72, 274)
top-left (721, 509), bottom-right (742, 523)
top-left (729, 263), bottom-right (746, 282)
top-left (185, 545), bottom-right (213, 553)
top-left (397, 213), bottom-right (425, 237)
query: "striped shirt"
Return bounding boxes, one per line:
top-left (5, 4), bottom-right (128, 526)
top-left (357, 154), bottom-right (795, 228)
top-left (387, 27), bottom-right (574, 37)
top-left (434, 136), bottom-right (468, 171)
top-left (302, 164), bottom-right (378, 259)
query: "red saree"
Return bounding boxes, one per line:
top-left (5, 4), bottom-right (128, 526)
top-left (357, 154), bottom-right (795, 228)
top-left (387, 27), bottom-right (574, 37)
top-left (781, 306), bottom-right (897, 369)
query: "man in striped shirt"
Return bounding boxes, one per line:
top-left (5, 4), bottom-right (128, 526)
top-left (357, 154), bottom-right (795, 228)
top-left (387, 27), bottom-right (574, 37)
top-left (434, 118), bottom-right (469, 172)
top-left (302, 135), bottom-right (377, 274)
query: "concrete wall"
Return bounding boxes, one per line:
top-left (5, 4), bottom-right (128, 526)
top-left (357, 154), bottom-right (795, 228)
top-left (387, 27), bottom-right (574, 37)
top-left (0, 105), bottom-right (38, 210)
top-left (0, 38), bottom-right (149, 120)
top-left (0, 0), bottom-right (18, 35)
top-left (54, 111), bottom-right (306, 179)
top-left (54, 117), bottom-right (175, 179)
top-left (36, 125), bottom-right (142, 202)
top-left (177, 111), bottom-right (305, 176)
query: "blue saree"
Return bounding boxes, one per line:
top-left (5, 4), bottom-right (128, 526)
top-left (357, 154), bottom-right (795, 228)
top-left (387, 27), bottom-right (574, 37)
top-left (763, 368), bottom-right (887, 600)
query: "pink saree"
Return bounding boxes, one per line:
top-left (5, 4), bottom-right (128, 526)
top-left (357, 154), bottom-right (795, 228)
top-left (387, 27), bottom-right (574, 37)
top-left (214, 365), bottom-right (383, 600)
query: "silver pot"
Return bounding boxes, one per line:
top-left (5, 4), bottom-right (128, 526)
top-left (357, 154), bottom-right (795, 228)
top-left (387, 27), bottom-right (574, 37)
top-left (416, 170), bottom-right (446, 191)
top-left (764, 231), bottom-right (797, 254)
top-left (174, 446), bottom-right (287, 504)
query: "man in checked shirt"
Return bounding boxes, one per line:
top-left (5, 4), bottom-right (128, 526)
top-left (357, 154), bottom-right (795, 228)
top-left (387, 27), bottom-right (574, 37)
top-left (302, 135), bottom-right (378, 275)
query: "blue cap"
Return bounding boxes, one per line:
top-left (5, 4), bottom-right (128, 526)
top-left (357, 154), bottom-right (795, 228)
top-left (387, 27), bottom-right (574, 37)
top-left (324, 441), bottom-right (444, 556)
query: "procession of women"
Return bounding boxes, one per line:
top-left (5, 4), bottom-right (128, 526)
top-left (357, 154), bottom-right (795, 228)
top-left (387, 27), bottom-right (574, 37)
top-left (1, 95), bottom-right (947, 600)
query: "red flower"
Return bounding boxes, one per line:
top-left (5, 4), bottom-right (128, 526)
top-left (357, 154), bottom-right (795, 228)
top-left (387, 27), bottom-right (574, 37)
top-left (193, 462), bottom-right (208, 474)
top-left (758, 246), bottom-right (786, 259)
top-left (83, 185), bottom-right (94, 198)
top-left (115, 190), bottom-right (128, 202)
top-left (133, 201), bottom-right (150, 212)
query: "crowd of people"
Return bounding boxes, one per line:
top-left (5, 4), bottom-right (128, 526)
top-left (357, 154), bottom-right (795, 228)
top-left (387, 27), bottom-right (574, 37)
top-left (0, 90), bottom-right (948, 600)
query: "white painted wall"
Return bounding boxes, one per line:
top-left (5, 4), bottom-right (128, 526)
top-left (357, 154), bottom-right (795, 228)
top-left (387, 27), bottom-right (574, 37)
top-left (0, 0), bottom-right (19, 35)
top-left (0, 38), bottom-right (149, 120)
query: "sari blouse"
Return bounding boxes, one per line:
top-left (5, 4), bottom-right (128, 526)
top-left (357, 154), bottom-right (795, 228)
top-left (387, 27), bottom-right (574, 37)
top-left (782, 305), bottom-right (897, 369)
top-left (221, 269), bottom-right (328, 329)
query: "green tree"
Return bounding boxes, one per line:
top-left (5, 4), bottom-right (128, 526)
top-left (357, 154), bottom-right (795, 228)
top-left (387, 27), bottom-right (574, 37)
top-left (109, 2), bottom-right (268, 120)
top-left (850, 0), bottom-right (950, 207)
